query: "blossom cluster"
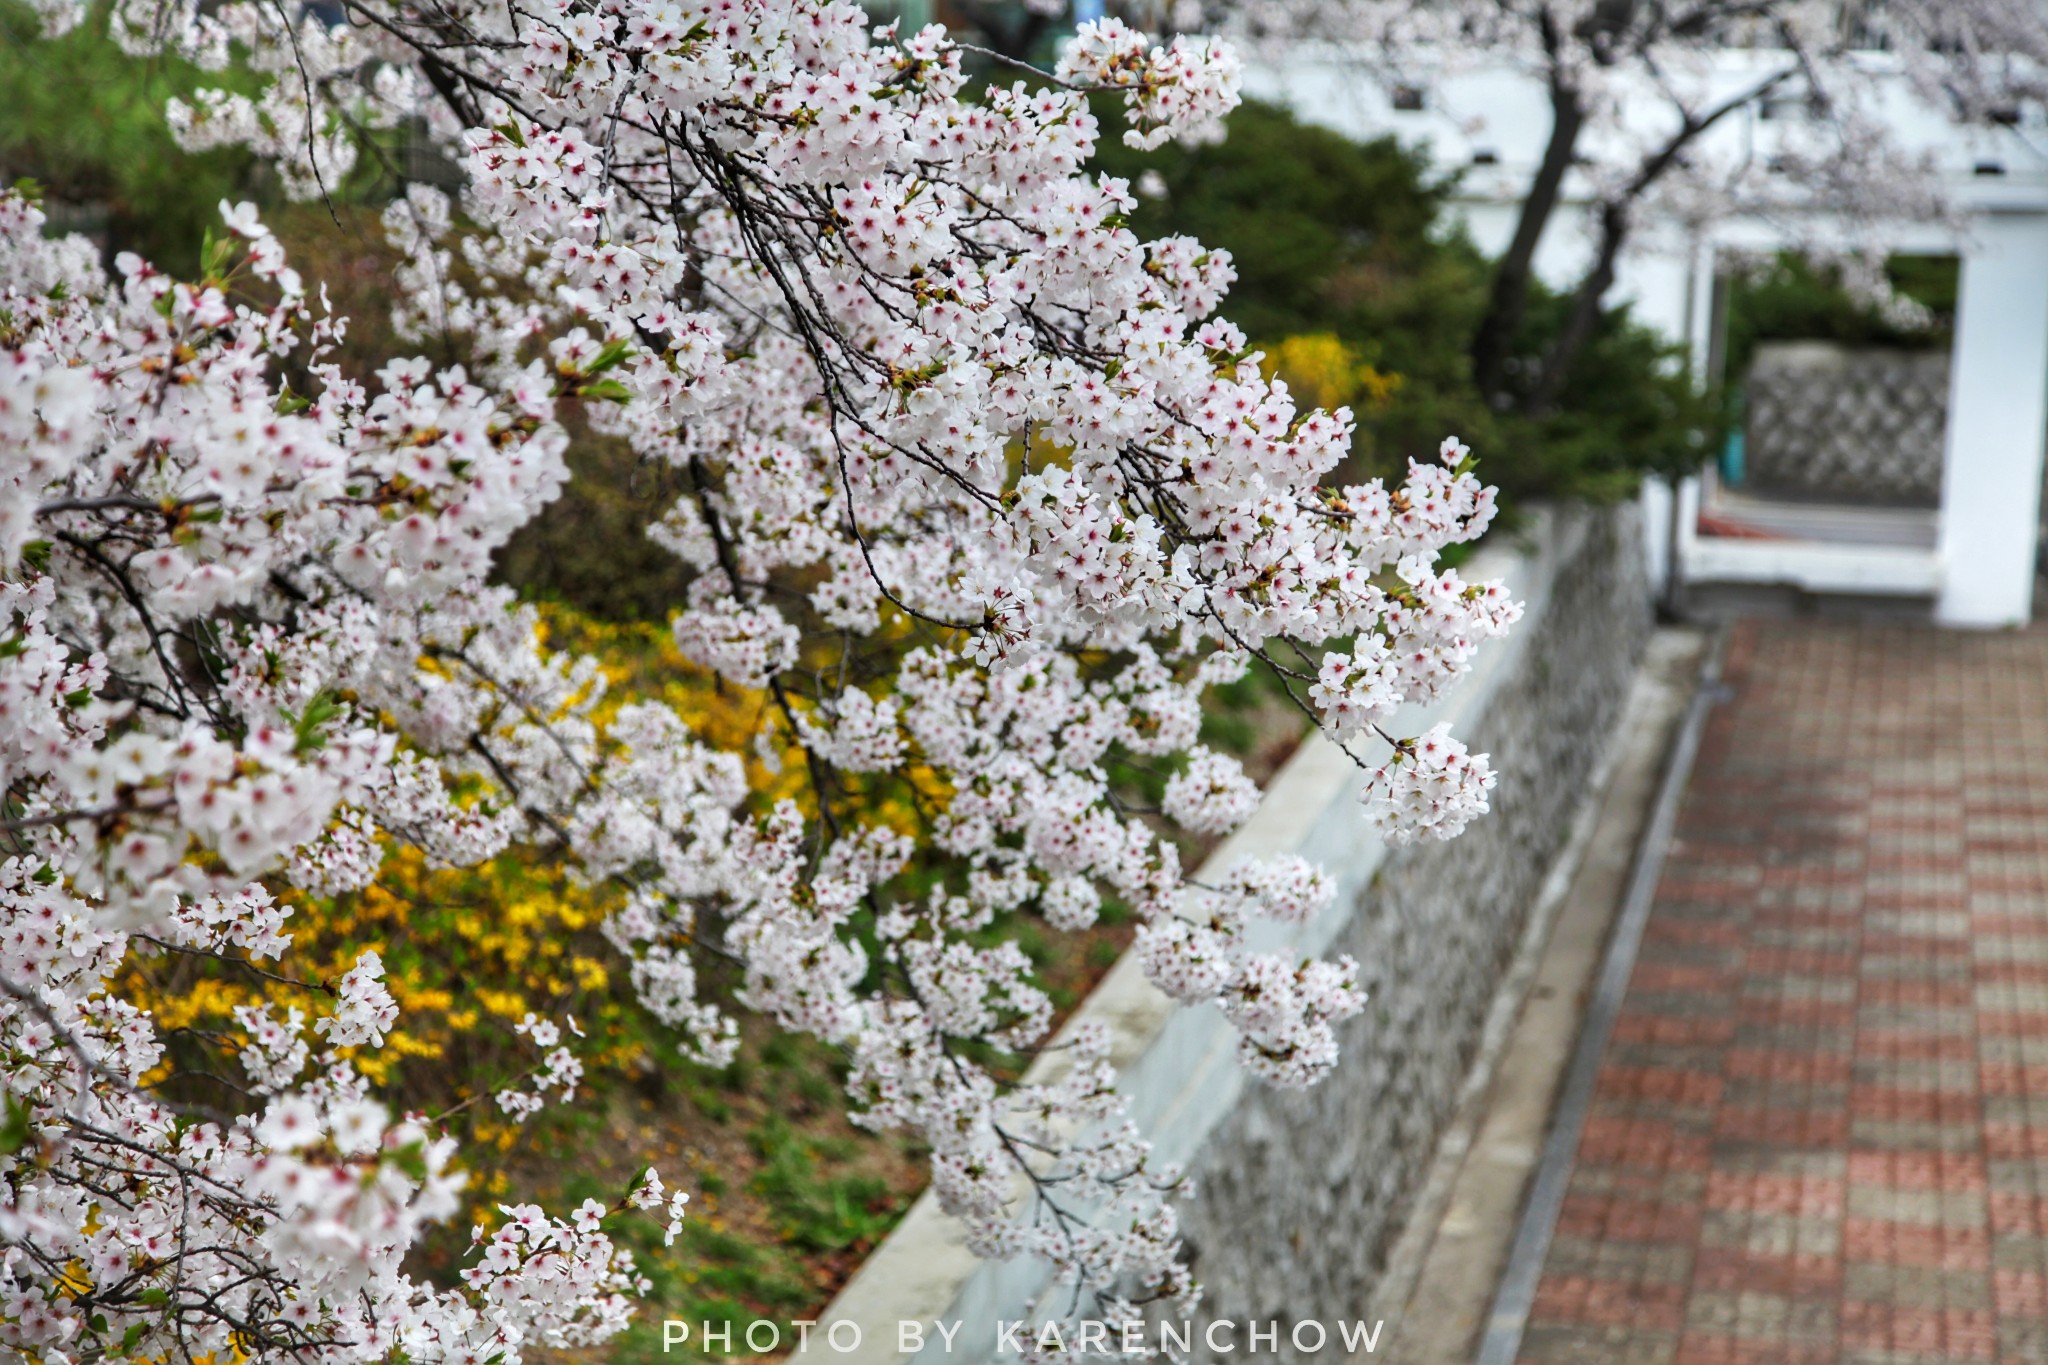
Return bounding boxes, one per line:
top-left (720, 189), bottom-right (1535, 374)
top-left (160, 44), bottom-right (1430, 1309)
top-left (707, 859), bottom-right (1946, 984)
top-left (1, 0), bottom-right (1520, 1355)
top-left (0, 189), bottom-right (666, 1364)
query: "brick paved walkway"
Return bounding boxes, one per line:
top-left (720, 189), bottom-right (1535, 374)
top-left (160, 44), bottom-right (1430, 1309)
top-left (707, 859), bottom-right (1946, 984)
top-left (1520, 618), bottom-right (2048, 1365)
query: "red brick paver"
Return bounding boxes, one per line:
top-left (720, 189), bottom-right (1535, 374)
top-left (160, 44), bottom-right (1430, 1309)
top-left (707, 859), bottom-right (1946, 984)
top-left (1520, 619), bottom-right (2048, 1365)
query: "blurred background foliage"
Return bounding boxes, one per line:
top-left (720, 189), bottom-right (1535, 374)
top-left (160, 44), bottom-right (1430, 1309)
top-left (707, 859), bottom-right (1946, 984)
top-left (1719, 251), bottom-right (1959, 387)
top-left (0, 0), bottom-right (263, 263)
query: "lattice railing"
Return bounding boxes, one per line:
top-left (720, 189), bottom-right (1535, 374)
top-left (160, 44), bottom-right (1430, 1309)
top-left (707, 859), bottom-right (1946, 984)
top-left (1743, 342), bottom-right (1949, 507)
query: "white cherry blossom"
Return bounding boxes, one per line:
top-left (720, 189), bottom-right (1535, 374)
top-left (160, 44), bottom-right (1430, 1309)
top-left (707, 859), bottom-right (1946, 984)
top-left (0, 1), bottom-right (1524, 1354)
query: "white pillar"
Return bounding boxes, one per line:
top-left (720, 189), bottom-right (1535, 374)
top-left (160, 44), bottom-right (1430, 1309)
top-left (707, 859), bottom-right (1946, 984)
top-left (1685, 238), bottom-right (1719, 385)
top-left (1674, 473), bottom-right (1701, 580)
top-left (1631, 235), bottom-right (1715, 603)
top-left (1642, 479), bottom-right (1673, 593)
top-left (1936, 211), bottom-right (2048, 627)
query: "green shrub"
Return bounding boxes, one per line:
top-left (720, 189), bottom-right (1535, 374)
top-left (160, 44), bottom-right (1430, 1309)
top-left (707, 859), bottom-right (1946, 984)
top-left (0, 0), bottom-right (258, 264)
top-left (1722, 252), bottom-right (1957, 383)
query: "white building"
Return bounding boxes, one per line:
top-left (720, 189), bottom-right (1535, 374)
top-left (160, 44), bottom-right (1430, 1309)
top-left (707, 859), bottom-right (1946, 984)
top-left (1246, 49), bottom-right (2048, 626)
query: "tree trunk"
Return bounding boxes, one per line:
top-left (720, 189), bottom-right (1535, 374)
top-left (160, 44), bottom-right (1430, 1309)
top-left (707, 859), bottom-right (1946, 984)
top-left (1507, 67), bottom-right (1793, 414)
top-left (1526, 201), bottom-right (1627, 413)
top-left (1469, 79), bottom-right (1586, 406)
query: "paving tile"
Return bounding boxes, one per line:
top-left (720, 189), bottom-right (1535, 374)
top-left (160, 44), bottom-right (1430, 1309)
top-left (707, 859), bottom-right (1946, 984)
top-left (1517, 619), bottom-right (2048, 1365)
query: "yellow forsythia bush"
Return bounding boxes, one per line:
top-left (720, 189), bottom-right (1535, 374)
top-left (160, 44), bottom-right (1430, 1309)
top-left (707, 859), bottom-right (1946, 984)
top-left (121, 605), bottom-right (794, 1179)
top-left (1262, 332), bottom-right (1402, 416)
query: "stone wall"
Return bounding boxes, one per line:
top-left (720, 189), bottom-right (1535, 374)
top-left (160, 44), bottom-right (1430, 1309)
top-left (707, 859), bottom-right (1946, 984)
top-left (820, 503), bottom-right (1654, 1365)
top-left (1172, 503), bottom-right (1652, 1362)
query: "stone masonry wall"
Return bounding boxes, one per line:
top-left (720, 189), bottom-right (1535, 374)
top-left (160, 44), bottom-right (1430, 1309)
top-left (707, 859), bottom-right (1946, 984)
top-left (1168, 503), bottom-right (1652, 1362)
top-left (818, 503), bottom-right (1656, 1365)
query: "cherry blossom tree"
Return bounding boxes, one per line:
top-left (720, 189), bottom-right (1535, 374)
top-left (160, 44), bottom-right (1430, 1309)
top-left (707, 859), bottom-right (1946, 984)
top-left (1219, 0), bottom-right (2048, 411)
top-left (0, 1), bottom-right (1522, 1358)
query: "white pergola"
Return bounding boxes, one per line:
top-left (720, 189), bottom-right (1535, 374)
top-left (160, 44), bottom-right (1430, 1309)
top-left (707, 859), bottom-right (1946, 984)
top-left (1245, 50), bottom-right (2048, 627)
top-left (1656, 197), bottom-right (2048, 627)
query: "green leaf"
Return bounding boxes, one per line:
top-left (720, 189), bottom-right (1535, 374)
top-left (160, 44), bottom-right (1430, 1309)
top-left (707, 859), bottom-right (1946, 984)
top-left (274, 382), bottom-right (313, 416)
top-left (0, 1093), bottom-right (31, 1156)
top-left (389, 1139), bottom-right (430, 1182)
top-left (587, 338), bottom-right (635, 374)
top-left (285, 691), bottom-right (342, 754)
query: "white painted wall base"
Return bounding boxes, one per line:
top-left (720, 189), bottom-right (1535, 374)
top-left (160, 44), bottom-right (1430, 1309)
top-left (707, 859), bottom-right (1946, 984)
top-left (1683, 537), bottom-right (1943, 597)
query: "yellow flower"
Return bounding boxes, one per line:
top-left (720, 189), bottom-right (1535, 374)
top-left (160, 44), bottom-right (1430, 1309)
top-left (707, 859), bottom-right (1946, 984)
top-left (475, 987), bottom-right (529, 1019)
top-left (1263, 332), bottom-right (1402, 414)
